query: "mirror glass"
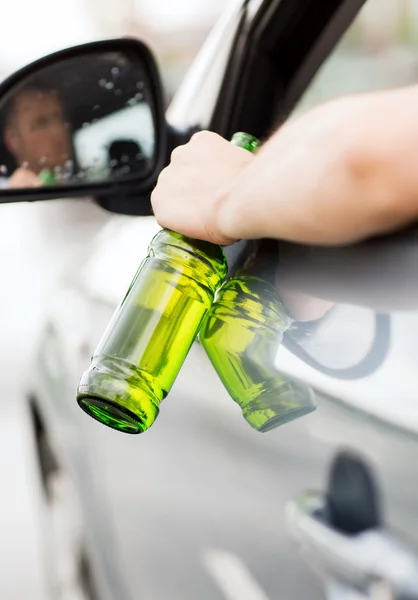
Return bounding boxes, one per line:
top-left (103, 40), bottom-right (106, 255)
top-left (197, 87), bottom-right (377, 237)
top-left (0, 49), bottom-right (156, 190)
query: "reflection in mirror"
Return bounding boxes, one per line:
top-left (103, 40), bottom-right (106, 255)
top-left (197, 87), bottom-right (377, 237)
top-left (0, 50), bottom-right (156, 191)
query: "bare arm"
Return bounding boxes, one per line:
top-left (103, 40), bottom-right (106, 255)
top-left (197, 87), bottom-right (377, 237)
top-left (152, 85), bottom-right (418, 245)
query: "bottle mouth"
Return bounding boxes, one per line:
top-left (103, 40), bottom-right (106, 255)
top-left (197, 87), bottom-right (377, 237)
top-left (212, 276), bottom-right (292, 329)
top-left (77, 358), bottom-right (161, 434)
top-left (78, 396), bottom-right (147, 434)
top-left (241, 382), bottom-right (317, 432)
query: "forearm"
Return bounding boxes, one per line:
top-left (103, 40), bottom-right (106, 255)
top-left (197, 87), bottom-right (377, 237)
top-left (216, 86), bottom-right (418, 245)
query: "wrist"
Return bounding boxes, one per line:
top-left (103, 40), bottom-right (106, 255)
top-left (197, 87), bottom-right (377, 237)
top-left (213, 174), bottom-right (259, 244)
top-left (213, 185), bottom-right (246, 244)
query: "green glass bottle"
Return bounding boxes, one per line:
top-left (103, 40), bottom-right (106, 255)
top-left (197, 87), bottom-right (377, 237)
top-left (39, 168), bottom-right (57, 186)
top-left (200, 273), bottom-right (317, 432)
top-left (77, 232), bottom-right (227, 434)
top-left (77, 132), bottom-right (258, 434)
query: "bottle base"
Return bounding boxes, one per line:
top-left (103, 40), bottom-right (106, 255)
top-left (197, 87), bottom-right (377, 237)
top-left (255, 405), bottom-right (316, 433)
top-left (78, 395), bottom-right (148, 434)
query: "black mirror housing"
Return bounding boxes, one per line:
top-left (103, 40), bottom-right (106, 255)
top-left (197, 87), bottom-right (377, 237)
top-left (0, 38), bottom-right (167, 215)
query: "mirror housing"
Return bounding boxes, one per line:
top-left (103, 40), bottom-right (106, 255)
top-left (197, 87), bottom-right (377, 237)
top-left (0, 38), bottom-right (167, 215)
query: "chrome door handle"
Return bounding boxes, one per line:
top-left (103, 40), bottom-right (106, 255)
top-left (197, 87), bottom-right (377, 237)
top-left (285, 492), bottom-right (418, 599)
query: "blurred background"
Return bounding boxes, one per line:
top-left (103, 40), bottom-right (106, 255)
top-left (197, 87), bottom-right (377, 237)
top-left (1, 0), bottom-right (418, 598)
top-left (0, 0), bottom-right (228, 100)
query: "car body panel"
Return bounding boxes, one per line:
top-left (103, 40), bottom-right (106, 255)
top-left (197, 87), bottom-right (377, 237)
top-left (31, 213), bottom-right (418, 599)
top-left (29, 0), bottom-right (418, 598)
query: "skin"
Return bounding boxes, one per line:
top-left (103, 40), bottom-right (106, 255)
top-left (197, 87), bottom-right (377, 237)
top-left (151, 85), bottom-right (418, 246)
top-left (8, 166), bottom-right (42, 188)
top-left (3, 89), bottom-right (72, 188)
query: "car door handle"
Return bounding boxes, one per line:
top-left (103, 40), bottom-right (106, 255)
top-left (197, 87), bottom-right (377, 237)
top-left (285, 492), bottom-right (418, 599)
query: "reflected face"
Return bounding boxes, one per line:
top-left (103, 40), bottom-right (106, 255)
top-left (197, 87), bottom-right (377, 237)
top-left (4, 89), bottom-right (72, 173)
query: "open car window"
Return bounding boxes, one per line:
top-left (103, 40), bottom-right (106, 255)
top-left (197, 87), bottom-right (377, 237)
top-left (296, 0), bottom-right (418, 113)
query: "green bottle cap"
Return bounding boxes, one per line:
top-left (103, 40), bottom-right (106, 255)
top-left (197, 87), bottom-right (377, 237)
top-left (230, 132), bottom-right (261, 153)
top-left (39, 168), bottom-right (57, 186)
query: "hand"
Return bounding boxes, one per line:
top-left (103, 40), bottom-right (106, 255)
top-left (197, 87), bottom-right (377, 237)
top-left (9, 167), bottom-right (42, 189)
top-left (151, 131), bottom-right (255, 245)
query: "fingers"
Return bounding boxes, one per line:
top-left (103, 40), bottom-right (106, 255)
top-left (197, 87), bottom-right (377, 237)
top-left (151, 130), bottom-right (252, 244)
top-left (9, 167), bottom-right (42, 189)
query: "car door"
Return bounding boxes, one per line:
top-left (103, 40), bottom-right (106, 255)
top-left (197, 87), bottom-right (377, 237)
top-left (36, 0), bottom-right (418, 599)
top-left (197, 0), bottom-right (418, 598)
top-left (165, 0), bottom-right (418, 597)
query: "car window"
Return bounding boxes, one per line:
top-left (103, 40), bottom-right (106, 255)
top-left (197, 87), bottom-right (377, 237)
top-left (297, 0), bottom-right (418, 112)
top-left (73, 103), bottom-right (154, 180)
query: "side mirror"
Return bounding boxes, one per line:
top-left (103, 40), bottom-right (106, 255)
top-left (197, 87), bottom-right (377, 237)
top-left (0, 38), bottom-right (167, 214)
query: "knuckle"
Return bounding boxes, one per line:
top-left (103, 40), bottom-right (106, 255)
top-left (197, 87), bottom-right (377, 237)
top-left (150, 185), bottom-right (162, 207)
top-left (170, 144), bottom-right (187, 162)
top-left (150, 194), bottom-right (158, 214)
top-left (191, 130), bottom-right (213, 142)
top-left (191, 130), bottom-right (220, 147)
top-left (153, 203), bottom-right (169, 226)
top-left (151, 202), bottom-right (163, 223)
top-left (155, 166), bottom-right (169, 185)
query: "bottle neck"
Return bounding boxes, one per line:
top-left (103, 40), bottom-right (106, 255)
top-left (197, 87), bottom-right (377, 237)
top-left (150, 229), bottom-right (227, 293)
top-left (213, 276), bottom-right (293, 331)
top-left (230, 132), bottom-right (261, 154)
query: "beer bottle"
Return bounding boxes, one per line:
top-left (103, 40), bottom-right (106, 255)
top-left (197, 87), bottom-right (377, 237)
top-left (77, 132), bottom-right (260, 434)
top-left (200, 251), bottom-right (317, 432)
